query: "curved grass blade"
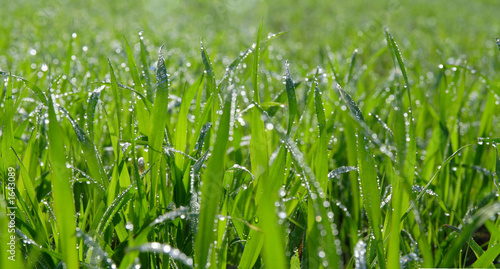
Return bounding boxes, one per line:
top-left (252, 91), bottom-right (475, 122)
top-left (59, 106), bottom-right (107, 192)
top-left (95, 184), bottom-right (135, 236)
top-left (443, 224), bottom-right (485, 259)
top-left (195, 89), bottom-right (234, 268)
top-left (328, 166), bottom-right (358, 180)
top-left (76, 228), bottom-right (117, 268)
top-left (0, 71), bottom-right (48, 104)
top-left (47, 95), bottom-right (79, 269)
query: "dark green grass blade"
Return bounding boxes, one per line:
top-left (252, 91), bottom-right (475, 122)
top-left (95, 184), bottom-right (135, 236)
top-left (86, 86), bottom-right (104, 140)
top-left (441, 203), bottom-right (500, 267)
top-left (107, 59), bottom-right (122, 139)
top-left (285, 62), bottom-right (298, 135)
top-left (47, 95), bottom-right (79, 269)
top-left (149, 52), bottom-right (170, 209)
top-left (195, 89), bottom-right (234, 268)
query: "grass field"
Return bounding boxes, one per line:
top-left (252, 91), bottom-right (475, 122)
top-left (1, 0), bottom-right (500, 268)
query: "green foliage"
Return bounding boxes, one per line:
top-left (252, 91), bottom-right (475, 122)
top-left (1, 0), bottom-right (500, 268)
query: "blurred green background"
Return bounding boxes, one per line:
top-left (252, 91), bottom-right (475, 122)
top-left (2, 0), bottom-right (499, 75)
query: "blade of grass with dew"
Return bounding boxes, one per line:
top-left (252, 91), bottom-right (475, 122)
top-left (195, 88), bottom-right (234, 269)
top-left (337, 86), bottom-right (385, 269)
top-left (201, 39), bottom-right (220, 127)
top-left (385, 30), bottom-right (419, 268)
top-left (250, 20), bottom-right (269, 195)
top-left (47, 95), bottom-right (79, 269)
top-left (284, 62), bottom-right (298, 136)
top-left (259, 144), bottom-right (288, 269)
top-left (59, 106), bottom-right (107, 193)
top-left (149, 52), bottom-right (170, 210)
top-left (175, 74), bottom-right (203, 171)
top-left (124, 36), bottom-right (150, 136)
top-left (239, 144), bottom-right (287, 269)
top-left (252, 102), bottom-right (341, 268)
top-left (107, 59), bottom-right (122, 141)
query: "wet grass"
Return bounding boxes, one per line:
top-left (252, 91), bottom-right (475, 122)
top-left (1, 0), bottom-right (500, 268)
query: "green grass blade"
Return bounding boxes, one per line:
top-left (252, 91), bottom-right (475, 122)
top-left (284, 62), bottom-right (298, 135)
top-left (250, 20), bottom-right (269, 185)
top-left (441, 203), bottom-right (500, 267)
top-left (472, 243), bottom-right (500, 268)
top-left (47, 95), bottom-right (79, 269)
top-left (95, 184), bottom-right (135, 236)
top-left (195, 89), bottom-right (234, 268)
top-left (107, 59), bottom-right (122, 140)
top-left (175, 75), bottom-right (203, 169)
top-left (149, 52), bottom-right (170, 209)
top-left (338, 85), bottom-right (385, 268)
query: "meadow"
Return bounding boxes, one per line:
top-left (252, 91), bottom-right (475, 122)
top-left (1, 0), bottom-right (500, 268)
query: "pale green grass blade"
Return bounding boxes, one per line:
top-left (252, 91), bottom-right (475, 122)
top-left (149, 52), bottom-right (170, 209)
top-left (175, 74), bottom-right (203, 169)
top-left (259, 144), bottom-right (287, 269)
top-left (195, 89), bottom-right (234, 268)
top-left (47, 95), bottom-right (79, 269)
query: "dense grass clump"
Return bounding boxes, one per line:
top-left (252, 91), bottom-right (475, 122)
top-left (1, 0), bottom-right (500, 268)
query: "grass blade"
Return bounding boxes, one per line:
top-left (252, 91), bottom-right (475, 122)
top-left (149, 51), bottom-right (170, 209)
top-left (47, 95), bottom-right (79, 269)
top-left (195, 89), bottom-right (235, 268)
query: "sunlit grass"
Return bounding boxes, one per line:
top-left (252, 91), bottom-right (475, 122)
top-left (1, 0), bottom-right (500, 268)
